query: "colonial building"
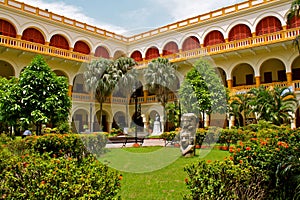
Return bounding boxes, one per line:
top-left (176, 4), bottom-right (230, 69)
top-left (1, 0), bottom-right (300, 132)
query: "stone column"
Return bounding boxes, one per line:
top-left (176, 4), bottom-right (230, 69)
top-left (143, 89), bottom-right (149, 103)
top-left (141, 114), bottom-right (148, 132)
top-left (227, 79), bottom-right (233, 89)
top-left (68, 85), bottom-right (73, 97)
top-left (107, 122), bottom-right (113, 133)
top-left (255, 76), bottom-right (261, 87)
top-left (286, 72), bottom-right (293, 86)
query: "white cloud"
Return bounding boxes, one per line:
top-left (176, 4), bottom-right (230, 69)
top-left (17, 0), bottom-right (128, 34)
top-left (153, 0), bottom-right (245, 21)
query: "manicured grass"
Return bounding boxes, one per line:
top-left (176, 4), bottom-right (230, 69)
top-left (99, 147), bottom-right (229, 200)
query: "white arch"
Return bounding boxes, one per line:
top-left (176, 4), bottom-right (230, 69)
top-left (112, 48), bottom-right (127, 58)
top-left (72, 36), bottom-right (93, 51)
top-left (52, 68), bottom-right (70, 82)
top-left (256, 56), bottom-right (287, 75)
top-left (253, 12), bottom-right (286, 30)
top-left (0, 57), bottom-right (19, 77)
top-left (71, 107), bottom-right (89, 119)
top-left (179, 33), bottom-right (201, 49)
top-left (48, 30), bottom-right (73, 47)
top-left (228, 61), bottom-right (256, 79)
top-left (128, 49), bottom-right (143, 58)
top-left (225, 20), bottom-right (254, 39)
top-left (93, 43), bottom-right (112, 57)
top-left (161, 38), bottom-right (180, 51)
top-left (201, 26), bottom-right (226, 44)
top-left (287, 52), bottom-right (300, 72)
top-left (19, 22), bottom-right (48, 41)
top-left (0, 14), bottom-right (20, 35)
top-left (143, 44), bottom-right (161, 58)
top-left (94, 107), bottom-right (113, 123)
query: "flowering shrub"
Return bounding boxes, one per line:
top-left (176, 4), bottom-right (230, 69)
top-left (185, 124), bottom-right (300, 199)
top-left (26, 133), bottom-right (107, 159)
top-left (229, 126), bottom-right (300, 199)
top-left (0, 152), bottom-right (121, 199)
top-left (218, 128), bottom-right (245, 149)
top-left (184, 160), bottom-right (267, 199)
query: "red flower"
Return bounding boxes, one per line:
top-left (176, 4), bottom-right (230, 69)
top-left (184, 178), bottom-right (189, 183)
top-left (207, 160), bottom-right (211, 163)
top-left (239, 160), bottom-right (243, 164)
top-left (246, 147), bottom-right (251, 151)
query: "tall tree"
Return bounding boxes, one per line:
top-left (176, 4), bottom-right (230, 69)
top-left (0, 77), bottom-right (20, 135)
top-left (114, 57), bottom-right (138, 127)
top-left (179, 59), bottom-right (227, 127)
top-left (144, 57), bottom-right (178, 132)
top-left (18, 55), bottom-right (71, 135)
top-left (84, 58), bottom-right (119, 131)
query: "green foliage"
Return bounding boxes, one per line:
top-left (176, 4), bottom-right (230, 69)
top-left (84, 57), bottom-right (137, 130)
top-left (230, 126), bottom-right (300, 199)
top-left (0, 77), bottom-right (21, 133)
top-left (18, 55), bottom-right (71, 134)
top-left (109, 128), bottom-right (123, 136)
top-left (179, 59), bottom-right (227, 126)
top-left (229, 86), bottom-right (298, 127)
top-left (144, 58), bottom-right (178, 129)
top-left (26, 133), bottom-right (107, 159)
top-left (218, 128), bottom-right (244, 149)
top-left (166, 102), bottom-right (181, 128)
top-left (184, 160), bottom-right (267, 199)
top-left (160, 131), bottom-right (179, 141)
top-left (0, 153), bottom-right (121, 199)
top-left (276, 156), bottom-right (300, 200)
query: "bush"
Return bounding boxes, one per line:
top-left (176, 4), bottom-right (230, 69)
top-left (160, 131), bottom-right (179, 141)
top-left (0, 153), bottom-right (121, 199)
top-left (26, 133), bottom-right (107, 159)
top-left (184, 160), bottom-right (267, 199)
top-left (230, 126), bottom-right (300, 199)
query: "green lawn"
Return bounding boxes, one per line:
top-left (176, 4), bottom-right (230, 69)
top-left (99, 147), bottom-right (229, 200)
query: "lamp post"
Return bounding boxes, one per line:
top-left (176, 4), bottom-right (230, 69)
top-left (133, 84), bottom-right (138, 144)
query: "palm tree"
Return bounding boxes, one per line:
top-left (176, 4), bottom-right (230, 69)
top-left (276, 156), bottom-right (300, 200)
top-left (144, 57), bottom-right (178, 132)
top-left (248, 86), bottom-right (298, 126)
top-left (287, 0), bottom-right (300, 53)
top-left (84, 58), bottom-right (119, 131)
top-left (114, 57), bottom-right (138, 127)
top-left (229, 93), bottom-right (251, 126)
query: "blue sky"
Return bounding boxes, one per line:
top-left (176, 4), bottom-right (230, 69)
top-left (19, 0), bottom-right (244, 36)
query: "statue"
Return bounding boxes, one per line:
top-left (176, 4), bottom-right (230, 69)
top-left (152, 114), bottom-right (162, 135)
top-left (180, 113), bottom-right (198, 157)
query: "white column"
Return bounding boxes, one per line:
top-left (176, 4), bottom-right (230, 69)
top-left (229, 116), bottom-right (235, 129)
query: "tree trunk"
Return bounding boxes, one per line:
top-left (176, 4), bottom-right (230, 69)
top-left (99, 102), bottom-right (103, 131)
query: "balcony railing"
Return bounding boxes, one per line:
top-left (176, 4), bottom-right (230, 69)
top-left (72, 93), bottom-right (177, 104)
top-left (136, 28), bottom-right (300, 68)
top-left (0, 35), bottom-right (91, 62)
top-left (0, 27), bottom-right (300, 64)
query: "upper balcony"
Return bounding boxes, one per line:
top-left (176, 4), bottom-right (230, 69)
top-left (1, 27), bottom-right (300, 64)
